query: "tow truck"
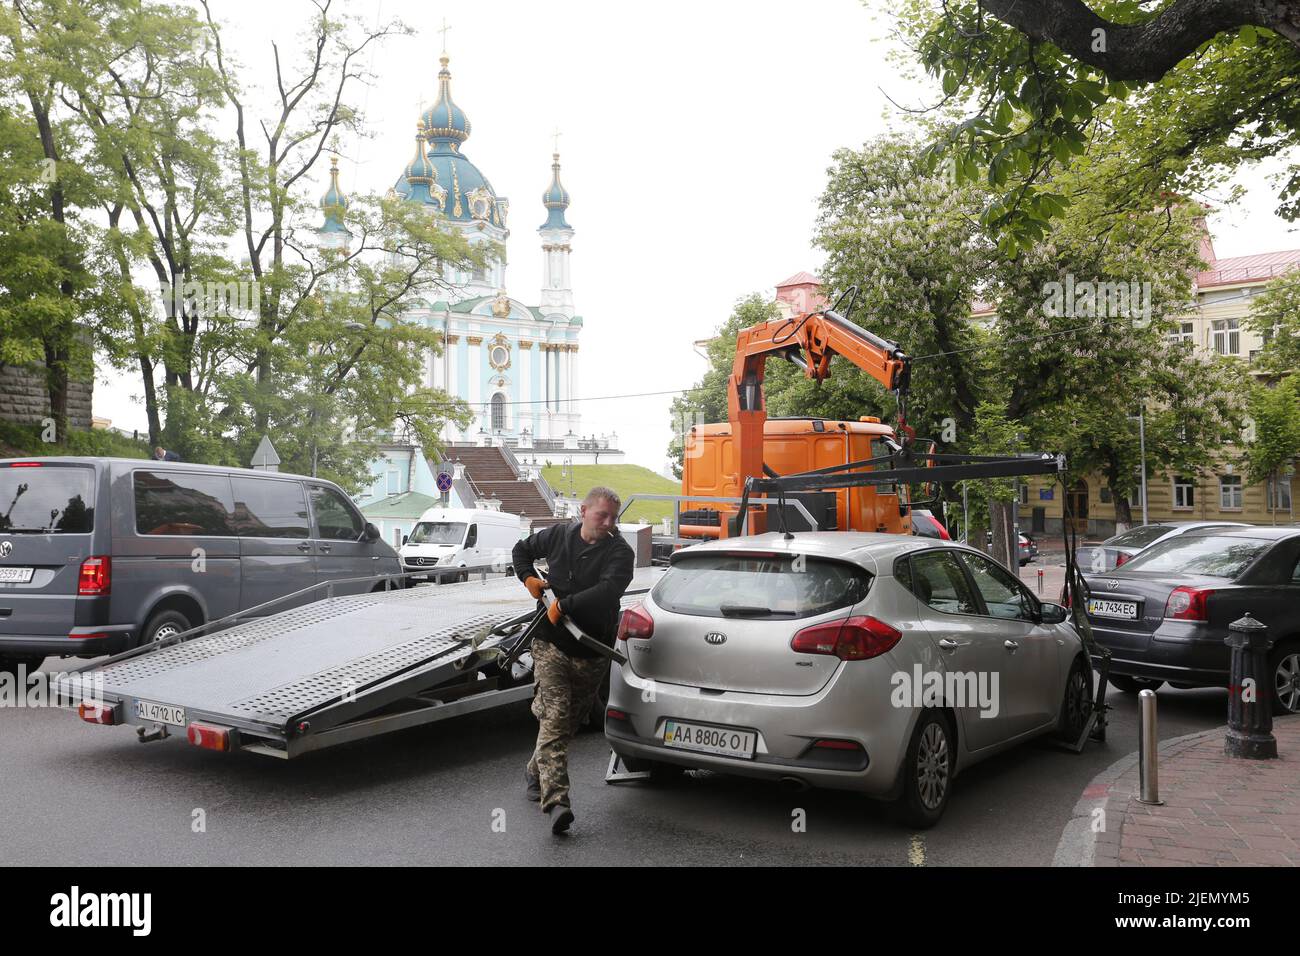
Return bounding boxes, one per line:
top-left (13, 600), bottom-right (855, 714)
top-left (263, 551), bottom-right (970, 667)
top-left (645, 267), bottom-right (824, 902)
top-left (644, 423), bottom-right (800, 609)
top-left (50, 568), bottom-right (660, 759)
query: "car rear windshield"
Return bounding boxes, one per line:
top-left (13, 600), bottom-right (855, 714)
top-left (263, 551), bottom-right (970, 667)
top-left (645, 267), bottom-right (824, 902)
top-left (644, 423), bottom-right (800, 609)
top-left (653, 553), bottom-right (871, 620)
top-left (407, 521), bottom-right (466, 545)
top-left (0, 464), bottom-right (94, 533)
top-left (1119, 535), bottom-right (1270, 578)
top-left (1105, 525), bottom-right (1171, 549)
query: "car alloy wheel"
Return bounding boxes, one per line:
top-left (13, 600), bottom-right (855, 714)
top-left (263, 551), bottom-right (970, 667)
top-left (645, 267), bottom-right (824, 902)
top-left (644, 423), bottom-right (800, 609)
top-left (916, 722), bottom-right (950, 811)
top-left (1272, 648), bottom-right (1300, 715)
top-left (1058, 658), bottom-right (1093, 742)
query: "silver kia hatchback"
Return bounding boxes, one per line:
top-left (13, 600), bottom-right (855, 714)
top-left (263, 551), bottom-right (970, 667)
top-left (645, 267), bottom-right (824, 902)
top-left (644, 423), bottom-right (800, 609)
top-left (605, 532), bottom-right (1090, 827)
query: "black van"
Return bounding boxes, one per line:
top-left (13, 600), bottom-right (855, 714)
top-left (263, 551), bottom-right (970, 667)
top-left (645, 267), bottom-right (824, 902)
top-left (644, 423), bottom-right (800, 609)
top-left (0, 457), bottom-right (401, 674)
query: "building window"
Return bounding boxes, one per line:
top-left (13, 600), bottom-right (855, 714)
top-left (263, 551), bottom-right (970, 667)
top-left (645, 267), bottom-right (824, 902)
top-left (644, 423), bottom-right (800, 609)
top-left (1173, 476), bottom-right (1195, 510)
top-left (386, 470), bottom-right (400, 495)
top-left (1018, 483), bottom-right (1029, 506)
top-left (1212, 319), bottom-right (1240, 356)
top-left (1219, 474), bottom-right (1243, 510)
top-left (491, 393), bottom-right (506, 431)
top-left (1099, 486), bottom-right (1113, 504)
top-left (1169, 321), bottom-right (1194, 346)
top-left (1268, 475), bottom-right (1293, 513)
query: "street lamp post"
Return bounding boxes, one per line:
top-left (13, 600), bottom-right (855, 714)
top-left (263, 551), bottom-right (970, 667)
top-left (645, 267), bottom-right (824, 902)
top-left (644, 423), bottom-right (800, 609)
top-left (1137, 406), bottom-right (1149, 525)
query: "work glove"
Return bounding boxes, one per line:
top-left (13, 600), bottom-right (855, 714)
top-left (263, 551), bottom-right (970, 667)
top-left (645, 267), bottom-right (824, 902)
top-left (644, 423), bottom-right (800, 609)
top-left (547, 600), bottom-right (564, 626)
top-left (524, 576), bottom-right (548, 600)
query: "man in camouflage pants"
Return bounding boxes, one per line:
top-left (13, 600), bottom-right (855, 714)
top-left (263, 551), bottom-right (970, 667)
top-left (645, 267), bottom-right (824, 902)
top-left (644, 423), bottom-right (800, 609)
top-left (513, 487), bottom-right (634, 834)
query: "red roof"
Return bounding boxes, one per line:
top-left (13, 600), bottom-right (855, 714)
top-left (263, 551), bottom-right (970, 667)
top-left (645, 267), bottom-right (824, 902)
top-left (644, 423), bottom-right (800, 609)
top-left (1197, 249), bottom-right (1300, 288)
top-left (775, 271), bottom-right (822, 288)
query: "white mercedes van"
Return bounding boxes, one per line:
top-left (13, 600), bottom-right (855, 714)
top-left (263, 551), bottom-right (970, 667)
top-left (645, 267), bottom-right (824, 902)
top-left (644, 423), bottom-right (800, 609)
top-left (399, 508), bottom-right (525, 582)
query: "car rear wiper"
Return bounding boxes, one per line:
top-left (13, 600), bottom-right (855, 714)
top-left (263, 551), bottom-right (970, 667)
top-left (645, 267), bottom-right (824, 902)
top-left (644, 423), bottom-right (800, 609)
top-left (719, 604), bottom-right (797, 618)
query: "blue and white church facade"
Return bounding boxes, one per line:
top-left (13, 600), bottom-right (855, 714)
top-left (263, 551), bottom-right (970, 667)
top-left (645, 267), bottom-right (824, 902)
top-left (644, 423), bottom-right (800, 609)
top-left (322, 53), bottom-right (621, 508)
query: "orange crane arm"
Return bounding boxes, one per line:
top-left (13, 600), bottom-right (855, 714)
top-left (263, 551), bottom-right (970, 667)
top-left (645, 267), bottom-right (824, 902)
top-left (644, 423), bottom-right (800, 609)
top-left (725, 308), bottom-right (911, 504)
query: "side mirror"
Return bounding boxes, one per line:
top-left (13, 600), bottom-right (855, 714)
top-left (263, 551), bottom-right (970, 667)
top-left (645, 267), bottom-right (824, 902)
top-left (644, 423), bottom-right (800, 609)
top-left (1039, 603), bottom-right (1068, 625)
top-left (363, 522), bottom-right (380, 542)
top-left (401, 534), bottom-right (409, 546)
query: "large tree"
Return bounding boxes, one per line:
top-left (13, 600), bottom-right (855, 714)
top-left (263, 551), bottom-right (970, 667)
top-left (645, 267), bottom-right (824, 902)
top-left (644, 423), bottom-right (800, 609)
top-left (889, 0), bottom-right (1300, 250)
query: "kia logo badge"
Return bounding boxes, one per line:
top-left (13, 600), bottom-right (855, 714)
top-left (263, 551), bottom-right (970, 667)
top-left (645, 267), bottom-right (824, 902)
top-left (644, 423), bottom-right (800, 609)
top-left (704, 632), bottom-right (727, 645)
top-left (0, 541), bottom-right (11, 558)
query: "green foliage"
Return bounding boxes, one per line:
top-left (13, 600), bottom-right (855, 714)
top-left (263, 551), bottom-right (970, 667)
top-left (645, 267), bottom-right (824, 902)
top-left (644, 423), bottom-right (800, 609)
top-left (1246, 271), bottom-right (1300, 374)
top-left (541, 464), bottom-right (682, 523)
top-left (889, 0), bottom-right (1300, 251)
top-left (0, 420), bottom-right (151, 459)
top-left (1244, 378), bottom-right (1300, 491)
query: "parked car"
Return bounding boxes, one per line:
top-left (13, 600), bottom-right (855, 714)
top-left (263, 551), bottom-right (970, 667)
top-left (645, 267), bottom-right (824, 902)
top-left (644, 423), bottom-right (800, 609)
top-left (910, 509), bottom-right (951, 540)
top-left (984, 530), bottom-right (1036, 566)
top-left (1079, 527), bottom-right (1300, 714)
top-left (605, 532), bottom-right (1089, 827)
top-left (0, 457), bottom-right (400, 677)
top-left (1074, 521), bottom-right (1248, 573)
top-left (400, 507), bottom-right (522, 582)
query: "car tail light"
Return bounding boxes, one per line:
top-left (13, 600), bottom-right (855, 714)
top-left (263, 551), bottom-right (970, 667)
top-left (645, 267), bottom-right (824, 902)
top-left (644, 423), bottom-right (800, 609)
top-left (78, 700), bottom-right (117, 725)
top-left (7, 461), bottom-right (42, 467)
top-left (790, 616), bottom-right (902, 661)
top-left (1114, 552), bottom-right (1129, 567)
top-left (187, 722), bottom-right (232, 752)
top-left (1165, 586), bottom-right (1213, 621)
top-left (78, 556), bottom-right (111, 596)
top-left (618, 603), bottom-right (654, 641)
top-left (606, 708), bottom-right (628, 722)
top-left (811, 738), bottom-right (863, 751)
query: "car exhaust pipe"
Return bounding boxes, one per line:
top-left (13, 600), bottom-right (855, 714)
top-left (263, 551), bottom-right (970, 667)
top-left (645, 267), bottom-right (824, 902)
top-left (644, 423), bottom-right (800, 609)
top-left (779, 776), bottom-right (810, 793)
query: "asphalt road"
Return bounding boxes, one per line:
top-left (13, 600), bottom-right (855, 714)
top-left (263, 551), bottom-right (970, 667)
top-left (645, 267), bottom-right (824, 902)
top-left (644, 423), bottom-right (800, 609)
top-left (1, 662), bottom-right (1230, 866)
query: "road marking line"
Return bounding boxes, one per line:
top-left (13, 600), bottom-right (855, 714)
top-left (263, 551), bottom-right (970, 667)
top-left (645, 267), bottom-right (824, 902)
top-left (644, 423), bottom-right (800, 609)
top-left (908, 834), bottom-right (925, 866)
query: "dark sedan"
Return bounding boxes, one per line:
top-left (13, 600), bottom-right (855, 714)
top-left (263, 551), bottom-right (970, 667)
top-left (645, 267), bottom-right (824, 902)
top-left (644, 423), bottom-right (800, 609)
top-left (1080, 527), bottom-right (1300, 714)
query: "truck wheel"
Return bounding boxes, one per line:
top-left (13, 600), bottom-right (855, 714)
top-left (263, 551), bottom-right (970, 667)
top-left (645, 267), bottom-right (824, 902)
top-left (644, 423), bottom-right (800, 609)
top-left (893, 710), bottom-right (955, 829)
top-left (139, 608), bottom-right (193, 647)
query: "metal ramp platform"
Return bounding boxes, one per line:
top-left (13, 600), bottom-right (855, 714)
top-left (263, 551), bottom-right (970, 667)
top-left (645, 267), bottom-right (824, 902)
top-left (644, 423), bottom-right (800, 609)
top-left (52, 569), bottom-right (662, 758)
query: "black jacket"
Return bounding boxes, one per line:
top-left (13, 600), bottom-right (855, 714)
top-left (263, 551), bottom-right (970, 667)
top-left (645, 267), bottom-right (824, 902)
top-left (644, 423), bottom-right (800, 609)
top-left (512, 521), bottom-right (635, 659)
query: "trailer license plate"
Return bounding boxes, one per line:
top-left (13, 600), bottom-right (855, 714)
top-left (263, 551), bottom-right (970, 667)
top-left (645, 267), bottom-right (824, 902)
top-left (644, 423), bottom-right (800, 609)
top-left (1088, 598), bottom-right (1138, 620)
top-left (663, 720), bottom-right (756, 759)
top-left (134, 700), bottom-right (185, 727)
top-left (0, 567), bottom-right (34, 583)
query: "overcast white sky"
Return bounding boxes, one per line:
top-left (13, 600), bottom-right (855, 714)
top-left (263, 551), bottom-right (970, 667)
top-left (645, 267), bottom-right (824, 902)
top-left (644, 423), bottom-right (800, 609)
top-left (93, 0), bottom-right (1300, 471)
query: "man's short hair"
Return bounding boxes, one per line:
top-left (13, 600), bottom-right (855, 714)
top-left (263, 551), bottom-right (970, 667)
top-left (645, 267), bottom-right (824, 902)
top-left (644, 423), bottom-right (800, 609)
top-left (583, 486), bottom-right (621, 510)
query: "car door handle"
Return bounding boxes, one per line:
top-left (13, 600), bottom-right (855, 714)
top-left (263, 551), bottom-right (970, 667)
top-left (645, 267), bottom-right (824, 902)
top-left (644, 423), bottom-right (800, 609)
top-left (297, 543), bottom-right (312, 552)
top-left (371, 555), bottom-right (380, 560)
top-left (319, 545), bottom-right (331, 553)
top-left (1004, 640), bottom-right (1019, 651)
top-left (938, 638), bottom-right (968, 650)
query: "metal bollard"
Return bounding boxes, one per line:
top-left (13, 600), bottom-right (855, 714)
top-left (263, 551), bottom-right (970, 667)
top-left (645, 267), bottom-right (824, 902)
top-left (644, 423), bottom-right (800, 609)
top-left (1225, 613), bottom-right (1278, 759)
top-left (1137, 689), bottom-right (1163, 805)
top-left (1037, 568), bottom-right (1043, 594)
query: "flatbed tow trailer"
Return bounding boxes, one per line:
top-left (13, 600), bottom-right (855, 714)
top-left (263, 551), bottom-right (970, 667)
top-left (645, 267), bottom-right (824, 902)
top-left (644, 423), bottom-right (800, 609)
top-left (48, 569), bottom-right (662, 759)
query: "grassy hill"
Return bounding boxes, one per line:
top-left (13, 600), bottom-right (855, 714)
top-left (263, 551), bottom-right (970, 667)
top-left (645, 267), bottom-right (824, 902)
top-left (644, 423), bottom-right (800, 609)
top-left (541, 463), bottom-right (681, 524)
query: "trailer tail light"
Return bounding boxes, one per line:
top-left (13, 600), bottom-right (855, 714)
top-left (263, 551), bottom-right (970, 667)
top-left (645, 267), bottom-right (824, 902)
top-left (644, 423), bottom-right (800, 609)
top-left (187, 723), bottom-right (232, 752)
top-left (78, 556), bottom-right (111, 596)
top-left (1165, 587), bottom-right (1213, 622)
top-left (618, 603), bottom-right (654, 641)
top-left (78, 700), bottom-right (117, 725)
top-left (791, 616), bottom-right (902, 661)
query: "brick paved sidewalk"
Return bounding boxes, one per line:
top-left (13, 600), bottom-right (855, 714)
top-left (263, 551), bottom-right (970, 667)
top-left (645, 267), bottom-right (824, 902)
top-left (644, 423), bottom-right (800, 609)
top-left (1079, 716), bottom-right (1300, 866)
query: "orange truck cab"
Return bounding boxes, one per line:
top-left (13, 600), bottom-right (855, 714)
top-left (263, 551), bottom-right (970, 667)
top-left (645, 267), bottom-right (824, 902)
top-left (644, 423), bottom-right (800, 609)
top-left (680, 417), bottom-right (909, 538)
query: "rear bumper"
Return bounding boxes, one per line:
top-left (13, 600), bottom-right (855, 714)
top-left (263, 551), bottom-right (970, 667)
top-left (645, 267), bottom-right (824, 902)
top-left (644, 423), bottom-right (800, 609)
top-left (1090, 620), bottom-right (1230, 686)
top-left (0, 625), bottom-right (134, 659)
top-left (604, 659), bottom-right (912, 797)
